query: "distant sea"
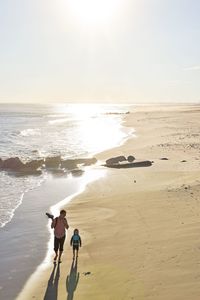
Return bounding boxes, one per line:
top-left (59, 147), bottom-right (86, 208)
top-left (0, 103), bottom-right (132, 228)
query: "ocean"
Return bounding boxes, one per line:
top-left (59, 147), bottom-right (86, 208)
top-left (0, 103), bottom-right (132, 228)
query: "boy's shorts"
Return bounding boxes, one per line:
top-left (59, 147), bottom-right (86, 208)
top-left (73, 245), bottom-right (79, 251)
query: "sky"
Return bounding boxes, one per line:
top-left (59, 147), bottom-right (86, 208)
top-left (0, 0), bottom-right (200, 104)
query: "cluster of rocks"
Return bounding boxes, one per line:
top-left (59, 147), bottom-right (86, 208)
top-left (104, 155), bottom-right (152, 168)
top-left (0, 156), bottom-right (97, 176)
top-left (105, 155), bottom-right (135, 165)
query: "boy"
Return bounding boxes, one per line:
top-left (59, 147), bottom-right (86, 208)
top-left (70, 228), bottom-right (82, 259)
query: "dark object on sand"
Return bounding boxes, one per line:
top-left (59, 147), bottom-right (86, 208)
top-left (46, 212), bottom-right (54, 220)
top-left (1, 157), bottom-right (24, 170)
top-left (105, 160), bottom-right (152, 169)
top-left (45, 156), bottom-right (61, 168)
top-left (83, 272), bottom-right (91, 276)
top-left (25, 159), bottom-right (44, 170)
top-left (0, 157), bottom-right (44, 176)
top-left (106, 156), bottom-right (126, 165)
top-left (127, 155), bottom-right (135, 162)
top-left (0, 156), bottom-right (97, 179)
top-left (71, 169), bottom-right (84, 177)
top-left (160, 157), bottom-right (169, 160)
top-left (61, 157), bottom-right (97, 169)
top-left (14, 169), bottom-right (42, 176)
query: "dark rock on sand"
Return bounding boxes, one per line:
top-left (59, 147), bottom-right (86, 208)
top-left (83, 272), bottom-right (91, 276)
top-left (1, 157), bottom-right (25, 170)
top-left (0, 157), bottom-right (43, 176)
top-left (25, 159), bottom-right (44, 170)
top-left (61, 158), bottom-right (97, 170)
top-left (105, 160), bottom-right (152, 169)
top-left (160, 158), bottom-right (169, 160)
top-left (61, 159), bottom-right (78, 170)
top-left (45, 156), bottom-right (61, 168)
top-left (106, 156), bottom-right (126, 165)
top-left (14, 169), bottom-right (42, 177)
top-left (0, 156), bottom-right (97, 177)
top-left (49, 168), bottom-right (67, 177)
top-left (71, 169), bottom-right (85, 177)
top-left (127, 155), bottom-right (135, 162)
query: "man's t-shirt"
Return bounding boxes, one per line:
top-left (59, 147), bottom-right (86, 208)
top-left (53, 217), bottom-right (68, 238)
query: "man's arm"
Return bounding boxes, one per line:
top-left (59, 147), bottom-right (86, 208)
top-left (64, 218), bottom-right (69, 229)
top-left (79, 236), bottom-right (82, 247)
top-left (51, 218), bottom-right (55, 229)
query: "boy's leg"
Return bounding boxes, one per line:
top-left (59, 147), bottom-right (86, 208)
top-left (74, 246), bottom-right (79, 258)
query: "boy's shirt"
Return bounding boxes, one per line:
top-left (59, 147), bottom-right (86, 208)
top-left (70, 234), bottom-right (82, 246)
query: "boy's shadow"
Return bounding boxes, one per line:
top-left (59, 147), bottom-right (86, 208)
top-left (66, 258), bottom-right (79, 300)
top-left (43, 263), bottom-right (60, 300)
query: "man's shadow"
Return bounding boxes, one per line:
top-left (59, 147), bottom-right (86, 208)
top-left (43, 262), bottom-right (60, 300)
top-left (66, 258), bottom-right (79, 300)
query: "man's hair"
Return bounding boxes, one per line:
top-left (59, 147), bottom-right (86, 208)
top-left (60, 209), bottom-right (66, 215)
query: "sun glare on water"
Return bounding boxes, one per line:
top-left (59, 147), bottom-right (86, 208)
top-left (54, 104), bottom-right (126, 154)
top-left (67, 0), bottom-right (122, 27)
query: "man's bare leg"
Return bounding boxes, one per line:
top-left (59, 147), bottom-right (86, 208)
top-left (54, 251), bottom-right (58, 261)
top-left (58, 251), bottom-right (63, 263)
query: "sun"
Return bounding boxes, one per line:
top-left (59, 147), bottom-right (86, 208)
top-left (67, 0), bottom-right (122, 27)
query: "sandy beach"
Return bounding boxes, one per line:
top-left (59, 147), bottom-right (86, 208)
top-left (17, 105), bottom-right (200, 300)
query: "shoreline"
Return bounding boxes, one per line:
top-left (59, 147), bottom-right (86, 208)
top-left (14, 104), bottom-right (200, 299)
top-left (0, 109), bottom-right (131, 300)
top-left (13, 113), bottom-right (134, 300)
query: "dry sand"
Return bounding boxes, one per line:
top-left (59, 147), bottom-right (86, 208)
top-left (17, 105), bottom-right (200, 300)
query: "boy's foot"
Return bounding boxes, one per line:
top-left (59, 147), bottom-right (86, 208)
top-left (58, 260), bottom-right (62, 263)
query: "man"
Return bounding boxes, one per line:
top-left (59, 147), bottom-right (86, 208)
top-left (51, 209), bottom-right (69, 263)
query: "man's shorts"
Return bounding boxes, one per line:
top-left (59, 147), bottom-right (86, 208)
top-left (54, 235), bottom-right (66, 252)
